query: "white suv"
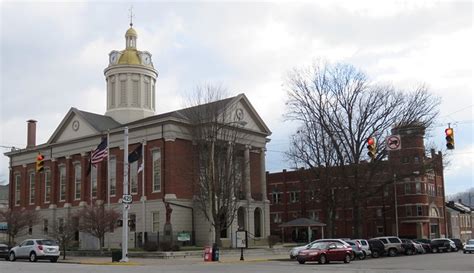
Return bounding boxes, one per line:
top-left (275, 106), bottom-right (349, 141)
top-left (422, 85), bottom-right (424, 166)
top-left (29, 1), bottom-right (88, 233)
top-left (9, 239), bottom-right (60, 262)
top-left (372, 236), bottom-right (403, 257)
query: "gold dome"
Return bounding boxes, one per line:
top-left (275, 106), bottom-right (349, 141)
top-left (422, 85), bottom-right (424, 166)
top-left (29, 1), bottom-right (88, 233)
top-left (126, 27), bottom-right (137, 37)
top-left (118, 49), bottom-right (140, 65)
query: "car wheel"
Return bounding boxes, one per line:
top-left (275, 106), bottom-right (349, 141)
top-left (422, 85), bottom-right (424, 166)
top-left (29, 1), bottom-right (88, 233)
top-left (50, 257), bottom-right (58, 263)
top-left (388, 248), bottom-right (397, 257)
top-left (318, 254), bottom-right (327, 264)
top-left (358, 251), bottom-right (366, 260)
top-left (371, 250), bottom-right (380, 258)
top-left (344, 254), bottom-right (351, 263)
top-left (350, 251), bottom-right (355, 260)
top-left (297, 259), bottom-right (305, 264)
top-left (29, 252), bottom-right (37, 262)
top-left (9, 252), bottom-right (15, 262)
top-left (463, 251), bottom-right (467, 254)
top-left (432, 247), bottom-right (438, 253)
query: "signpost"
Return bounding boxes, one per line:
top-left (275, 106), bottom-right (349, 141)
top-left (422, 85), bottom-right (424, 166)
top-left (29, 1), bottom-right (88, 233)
top-left (236, 230), bottom-right (248, 261)
top-left (122, 194), bottom-right (132, 204)
top-left (386, 135), bottom-right (402, 151)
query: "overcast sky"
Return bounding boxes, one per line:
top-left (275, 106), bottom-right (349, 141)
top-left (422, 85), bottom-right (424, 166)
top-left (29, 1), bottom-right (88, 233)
top-left (1, 1), bottom-right (472, 195)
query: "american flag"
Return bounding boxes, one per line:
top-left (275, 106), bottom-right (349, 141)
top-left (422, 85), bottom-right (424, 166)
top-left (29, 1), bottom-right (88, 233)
top-left (91, 137), bottom-right (108, 164)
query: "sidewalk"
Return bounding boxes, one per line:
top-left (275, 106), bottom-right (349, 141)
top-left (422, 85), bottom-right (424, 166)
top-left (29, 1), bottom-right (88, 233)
top-left (59, 252), bottom-right (290, 266)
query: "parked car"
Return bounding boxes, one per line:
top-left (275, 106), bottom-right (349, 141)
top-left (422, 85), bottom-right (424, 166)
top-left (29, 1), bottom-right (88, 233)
top-left (446, 238), bottom-right (458, 252)
top-left (411, 240), bottom-right (426, 254)
top-left (463, 239), bottom-right (474, 254)
top-left (0, 244), bottom-right (9, 261)
top-left (372, 236), bottom-right (403, 257)
top-left (367, 239), bottom-right (386, 258)
top-left (354, 239), bottom-right (372, 258)
top-left (289, 239), bottom-right (351, 259)
top-left (344, 240), bottom-right (365, 260)
top-left (449, 238), bottom-right (463, 251)
top-left (414, 239), bottom-right (431, 253)
top-left (400, 239), bottom-right (417, 255)
top-left (9, 239), bottom-right (59, 262)
top-left (296, 241), bottom-right (352, 264)
top-left (429, 238), bottom-right (451, 253)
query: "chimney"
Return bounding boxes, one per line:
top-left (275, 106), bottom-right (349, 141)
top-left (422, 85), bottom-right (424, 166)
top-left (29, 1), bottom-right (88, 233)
top-left (27, 120), bottom-right (37, 148)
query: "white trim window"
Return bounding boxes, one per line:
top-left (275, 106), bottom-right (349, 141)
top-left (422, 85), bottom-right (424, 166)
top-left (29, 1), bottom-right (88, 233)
top-left (15, 174), bottom-right (21, 206)
top-left (152, 149), bottom-right (161, 192)
top-left (152, 211), bottom-right (160, 232)
top-left (29, 172), bottom-right (35, 205)
top-left (59, 165), bottom-right (66, 202)
top-left (110, 156), bottom-right (116, 196)
top-left (74, 164), bottom-right (81, 200)
top-left (44, 169), bottom-right (51, 203)
top-left (91, 165), bottom-right (97, 198)
top-left (130, 161), bottom-right (138, 194)
top-left (289, 191), bottom-right (300, 203)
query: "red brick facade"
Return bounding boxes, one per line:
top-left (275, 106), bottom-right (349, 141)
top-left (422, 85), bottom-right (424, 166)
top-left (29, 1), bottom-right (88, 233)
top-left (267, 126), bottom-right (447, 241)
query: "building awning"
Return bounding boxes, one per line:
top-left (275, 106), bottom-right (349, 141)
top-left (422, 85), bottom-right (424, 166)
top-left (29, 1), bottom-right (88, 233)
top-left (278, 218), bottom-right (326, 228)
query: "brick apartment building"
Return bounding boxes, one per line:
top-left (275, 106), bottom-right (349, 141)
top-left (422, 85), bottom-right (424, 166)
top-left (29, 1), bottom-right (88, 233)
top-left (267, 125), bottom-right (447, 241)
top-left (4, 24), bottom-right (271, 248)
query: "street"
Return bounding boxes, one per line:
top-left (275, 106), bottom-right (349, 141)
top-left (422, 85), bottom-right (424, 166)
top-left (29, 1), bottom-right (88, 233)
top-left (1, 252), bottom-right (473, 273)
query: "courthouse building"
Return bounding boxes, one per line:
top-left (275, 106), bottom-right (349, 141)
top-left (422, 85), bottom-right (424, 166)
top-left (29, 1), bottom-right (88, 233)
top-left (5, 24), bottom-right (271, 248)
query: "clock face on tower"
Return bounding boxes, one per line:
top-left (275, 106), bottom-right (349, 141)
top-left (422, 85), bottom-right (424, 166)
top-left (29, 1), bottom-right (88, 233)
top-left (109, 51), bottom-right (119, 65)
top-left (141, 53), bottom-right (151, 65)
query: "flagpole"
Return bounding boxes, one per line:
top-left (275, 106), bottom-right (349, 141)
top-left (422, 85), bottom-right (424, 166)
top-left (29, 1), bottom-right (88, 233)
top-left (90, 150), bottom-right (93, 206)
top-left (141, 139), bottom-right (146, 245)
top-left (121, 127), bottom-right (129, 262)
top-left (107, 130), bottom-right (110, 208)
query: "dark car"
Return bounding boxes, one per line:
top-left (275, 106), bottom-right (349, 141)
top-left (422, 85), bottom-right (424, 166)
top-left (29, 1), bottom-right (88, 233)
top-left (429, 239), bottom-right (451, 253)
top-left (0, 244), bottom-right (9, 260)
top-left (401, 239), bottom-right (417, 255)
top-left (297, 241), bottom-right (352, 264)
top-left (368, 239), bottom-right (386, 258)
top-left (413, 239), bottom-right (431, 253)
top-left (344, 240), bottom-right (365, 260)
top-left (449, 238), bottom-right (463, 251)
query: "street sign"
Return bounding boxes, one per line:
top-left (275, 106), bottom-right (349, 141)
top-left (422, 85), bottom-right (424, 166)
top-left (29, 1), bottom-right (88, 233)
top-left (177, 231), bottom-right (191, 242)
top-left (122, 194), bottom-right (133, 204)
top-left (236, 230), bottom-right (248, 248)
top-left (386, 135), bottom-right (401, 151)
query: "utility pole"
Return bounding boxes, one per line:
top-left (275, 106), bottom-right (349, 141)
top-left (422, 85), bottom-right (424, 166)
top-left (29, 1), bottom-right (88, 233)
top-left (121, 127), bottom-right (129, 262)
top-left (393, 174), bottom-right (399, 237)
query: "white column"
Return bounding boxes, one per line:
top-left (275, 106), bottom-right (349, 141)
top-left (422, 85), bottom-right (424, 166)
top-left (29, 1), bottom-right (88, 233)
top-left (260, 148), bottom-right (267, 201)
top-left (244, 145), bottom-right (252, 201)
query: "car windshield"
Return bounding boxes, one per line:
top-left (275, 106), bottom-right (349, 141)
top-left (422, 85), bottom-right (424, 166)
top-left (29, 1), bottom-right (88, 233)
top-left (310, 242), bottom-right (328, 250)
top-left (37, 240), bottom-right (57, 246)
top-left (467, 240), bottom-right (474, 245)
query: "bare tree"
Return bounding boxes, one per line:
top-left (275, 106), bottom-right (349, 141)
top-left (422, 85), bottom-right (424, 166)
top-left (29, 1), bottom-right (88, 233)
top-left (74, 205), bottom-right (120, 251)
top-left (286, 61), bottom-right (440, 237)
top-left (0, 209), bottom-right (39, 247)
top-left (183, 84), bottom-right (246, 246)
top-left (51, 216), bottom-right (78, 260)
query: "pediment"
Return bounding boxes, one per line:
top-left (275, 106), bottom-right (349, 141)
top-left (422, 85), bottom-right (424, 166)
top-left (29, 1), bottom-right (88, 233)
top-left (227, 94), bottom-right (272, 136)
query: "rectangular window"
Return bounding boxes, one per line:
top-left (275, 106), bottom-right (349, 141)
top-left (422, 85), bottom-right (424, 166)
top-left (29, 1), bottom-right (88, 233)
top-left (271, 192), bottom-right (282, 204)
top-left (43, 219), bottom-right (48, 234)
top-left (406, 206), bottom-right (412, 217)
top-left (58, 218), bottom-right (64, 233)
top-left (110, 81), bottom-right (116, 107)
top-left (308, 211), bottom-right (319, 221)
top-left (110, 156), bottom-right (116, 196)
top-left (91, 166), bottom-right (97, 198)
top-left (145, 81), bottom-right (150, 108)
top-left (130, 161), bottom-right (138, 194)
top-left (152, 149), bottom-right (161, 192)
top-left (416, 182), bottom-right (421, 194)
top-left (44, 170), bottom-right (51, 203)
top-left (404, 183), bottom-right (411, 195)
top-left (129, 214), bottom-right (136, 232)
top-left (132, 80), bottom-right (139, 106)
top-left (74, 164), bottom-right (81, 200)
top-left (376, 208), bottom-right (382, 217)
top-left (152, 211), bottom-right (160, 232)
top-left (59, 165), bottom-right (66, 201)
top-left (120, 81), bottom-right (126, 106)
top-left (15, 174), bottom-right (21, 206)
top-left (417, 205), bottom-right (423, 216)
top-left (289, 191), bottom-right (299, 203)
top-left (29, 172), bottom-right (35, 205)
top-left (272, 213), bottom-right (282, 223)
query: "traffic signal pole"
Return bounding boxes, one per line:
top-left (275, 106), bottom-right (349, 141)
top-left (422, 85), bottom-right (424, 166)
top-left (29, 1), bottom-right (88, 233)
top-left (121, 127), bottom-right (129, 262)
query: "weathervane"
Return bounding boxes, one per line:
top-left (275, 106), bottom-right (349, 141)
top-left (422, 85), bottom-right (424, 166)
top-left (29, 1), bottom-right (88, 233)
top-left (129, 6), bottom-right (134, 27)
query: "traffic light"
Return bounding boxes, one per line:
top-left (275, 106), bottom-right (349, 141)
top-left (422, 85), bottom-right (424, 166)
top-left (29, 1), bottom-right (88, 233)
top-left (445, 128), bottom-right (455, 150)
top-left (36, 152), bottom-right (44, 172)
top-left (367, 137), bottom-right (376, 160)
